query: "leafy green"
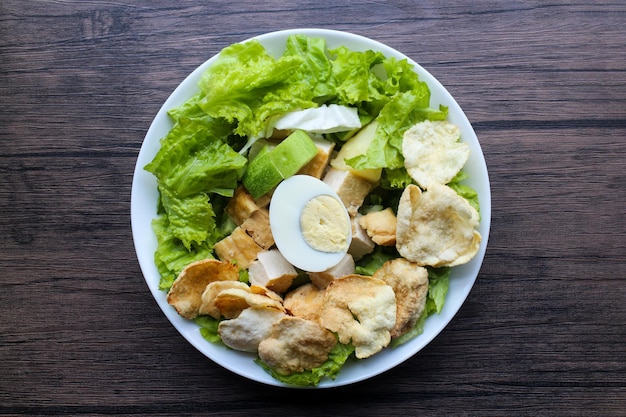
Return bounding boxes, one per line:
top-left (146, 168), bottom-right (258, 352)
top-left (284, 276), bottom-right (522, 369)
top-left (355, 246), bottom-right (400, 276)
top-left (339, 54), bottom-right (448, 173)
top-left (161, 140), bottom-right (247, 198)
top-left (145, 108), bottom-right (234, 181)
top-left (380, 167), bottom-right (415, 190)
top-left (151, 216), bottom-right (214, 291)
top-left (256, 342), bottom-right (355, 387)
top-left (426, 266), bottom-right (451, 315)
top-left (197, 40), bottom-right (318, 138)
top-left (156, 185), bottom-right (215, 250)
top-left (145, 96), bottom-right (247, 253)
top-left (448, 171), bottom-right (480, 214)
top-left (329, 46), bottom-right (387, 105)
top-left (195, 316), bottom-right (222, 344)
top-left (283, 34), bottom-right (336, 100)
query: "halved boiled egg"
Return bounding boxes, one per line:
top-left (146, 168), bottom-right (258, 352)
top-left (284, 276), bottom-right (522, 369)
top-left (269, 175), bottom-right (352, 272)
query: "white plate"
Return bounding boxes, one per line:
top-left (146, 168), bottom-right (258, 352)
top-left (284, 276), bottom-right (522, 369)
top-left (131, 28), bottom-right (491, 388)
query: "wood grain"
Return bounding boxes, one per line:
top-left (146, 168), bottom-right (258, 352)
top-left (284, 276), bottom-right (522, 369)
top-left (1, 1), bottom-right (625, 415)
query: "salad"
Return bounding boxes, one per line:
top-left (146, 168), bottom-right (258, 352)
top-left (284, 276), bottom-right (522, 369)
top-left (143, 33), bottom-right (481, 386)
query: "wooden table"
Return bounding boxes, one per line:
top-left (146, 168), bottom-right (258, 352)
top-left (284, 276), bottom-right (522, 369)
top-left (2, 1), bottom-right (625, 415)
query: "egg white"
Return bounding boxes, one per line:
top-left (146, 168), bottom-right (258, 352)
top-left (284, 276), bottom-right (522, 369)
top-left (269, 175), bottom-right (352, 272)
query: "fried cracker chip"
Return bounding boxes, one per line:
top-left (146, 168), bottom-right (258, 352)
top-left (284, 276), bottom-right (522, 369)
top-left (320, 274), bottom-right (396, 359)
top-left (214, 288), bottom-right (285, 319)
top-left (249, 285), bottom-right (284, 303)
top-left (166, 259), bottom-right (239, 319)
top-left (258, 316), bottom-right (337, 375)
top-left (358, 207), bottom-right (397, 246)
top-left (373, 258), bottom-right (429, 338)
top-left (199, 281), bottom-right (250, 319)
top-left (402, 120), bottom-right (470, 189)
top-left (396, 183), bottom-right (481, 267)
top-left (218, 306), bottom-right (287, 352)
top-left (284, 283), bottom-right (325, 322)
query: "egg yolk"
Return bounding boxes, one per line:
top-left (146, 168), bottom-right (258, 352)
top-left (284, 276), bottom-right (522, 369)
top-left (300, 195), bottom-right (350, 253)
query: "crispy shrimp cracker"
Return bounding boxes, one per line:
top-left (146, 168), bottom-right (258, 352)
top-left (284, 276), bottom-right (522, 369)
top-left (320, 274), bottom-right (396, 359)
top-left (249, 285), bottom-right (284, 303)
top-left (373, 258), bottom-right (429, 338)
top-left (218, 306), bottom-right (287, 352)
top-left (396, 183), bottom-right (481, 267)
top-left (358, 207), bottom-right (397, 246)
top-left (214, 288), bottom-right (285, 319)
top-left (258, 316), bottom-right (337, 375)
top-left (199, 281), bottom-right (250, 319)
top-left (402, 120), bottom-right (469, 189)
top-left (166, 259), bottom-right (239, 319)
top-left (284, 283), bottom-right (325, 322)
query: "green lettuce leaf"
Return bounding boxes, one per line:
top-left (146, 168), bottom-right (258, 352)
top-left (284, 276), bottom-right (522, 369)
top-left (156, 185), bottom-right (215, 250)
top-left (283, 34), bottom-right (336, 100)
top-left (151, 215), bottom-right (214, 291)
top-left (162, 139), bottom-right (247, 198)
top-left (448, 171), bottom-right (480, 214)
top-left (380, 167), bottom-right (414, 190)
top-left (329, 46), bottom-right (387, 105)
top-left (197, 39), bottom-right (318, 138)
top-left (355, 246), bottom-right (400, 276)
top-left (338, 55), bottom-right (447, 172)
top-left (145, 109), bottom-right (234, 180)
top-left (426, 266), bottom-right (451, 315)
top-left (145, 101), bottom-right (247, 254)
top-left (195, 316), bottom-right (222, 344)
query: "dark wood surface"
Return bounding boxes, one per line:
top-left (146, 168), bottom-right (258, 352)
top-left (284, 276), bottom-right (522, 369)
top-left (1, 1), bottom-right (625, 415)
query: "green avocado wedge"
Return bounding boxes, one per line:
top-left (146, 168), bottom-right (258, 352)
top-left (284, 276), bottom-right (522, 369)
top-left (243, 130), bottom-right (318, 199)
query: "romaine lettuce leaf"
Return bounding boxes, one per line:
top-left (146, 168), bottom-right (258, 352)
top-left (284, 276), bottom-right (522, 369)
top-left (145, 109), bottom-right (234, 180)
top-left (195, 315), bottom-right (222, 344)
top-left (162, 139), bottom-right (247, 198)
top-left (156, 185), bottom-right (215, 249)
top-left (151, 215), bottom-right (214, 291)
top-left (283, 34), bottom-right (336, 100)
top-left (329, 46), bottom-right (387, 105)
top-left (197, 40), bottom-right (318, 138)
top-left (426, 266), bottom-right (451, 315)
top-left (355, 246), bottom-right (400, 276)
top-left (448, 171), bottom-right (480, 214)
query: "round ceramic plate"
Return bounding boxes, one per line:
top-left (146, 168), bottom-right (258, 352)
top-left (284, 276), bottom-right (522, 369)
top-left (131, 28), bottom-right (491, 388)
